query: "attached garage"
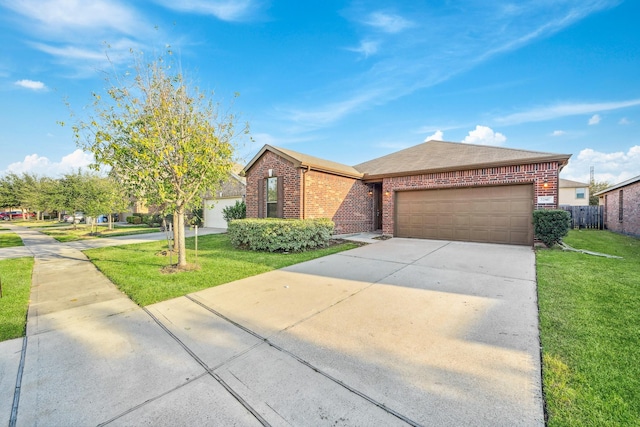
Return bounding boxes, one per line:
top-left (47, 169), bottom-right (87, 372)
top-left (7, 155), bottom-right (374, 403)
top-left (395, 184), bottom-right (534, 245)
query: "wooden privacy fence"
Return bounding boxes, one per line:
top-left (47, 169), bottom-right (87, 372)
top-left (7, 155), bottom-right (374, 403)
top-left (559, 205), bottom-right (603, 229)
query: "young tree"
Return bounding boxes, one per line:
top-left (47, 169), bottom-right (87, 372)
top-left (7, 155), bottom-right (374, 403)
top-left (589, 180), bottom-right (610, 206)
top-left (72, 50), bottom-right (247, 268)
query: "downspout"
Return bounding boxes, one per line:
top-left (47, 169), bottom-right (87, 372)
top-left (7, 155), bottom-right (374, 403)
top-left (301, 165), bottom-right (310, 219)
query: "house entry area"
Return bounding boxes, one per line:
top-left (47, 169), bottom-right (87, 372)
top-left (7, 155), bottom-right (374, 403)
top-left (395, 184), bottom-right (534, 245)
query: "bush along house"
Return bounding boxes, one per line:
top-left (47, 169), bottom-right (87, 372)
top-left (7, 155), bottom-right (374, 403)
top-left (244, 140), bottom-right (571, 246)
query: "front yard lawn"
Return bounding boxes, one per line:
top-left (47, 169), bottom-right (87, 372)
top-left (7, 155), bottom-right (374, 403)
top-left (0, 232), bottom-right (24, 248)
top-left (84, 233), bottom-right (359, 306)
top-left (42, 224), bottom-right (160, 242)
top-left (0, 257), bottom-right (34, 341)
top-left (537, 230), bottom-right (640, 426)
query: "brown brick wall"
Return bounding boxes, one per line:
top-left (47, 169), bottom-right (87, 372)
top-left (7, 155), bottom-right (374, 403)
top-left (304, 170), bottom-right (373, 234)
top-left (601, 181), bottom-right (640, 237)
top-left (381, 162), bottom-right (562, 235)
top-left (245, 151), bottom-right (301, 219)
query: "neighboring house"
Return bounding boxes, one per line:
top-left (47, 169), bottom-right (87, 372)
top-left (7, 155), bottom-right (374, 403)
top-left (202, 172), bottom-right (246, 228)
top-left (558, 178), bottom-right (589, 206)
top-left (244, 140), bottom-right (571, 246)
top-left (594, 174), bottom-right (640, 237)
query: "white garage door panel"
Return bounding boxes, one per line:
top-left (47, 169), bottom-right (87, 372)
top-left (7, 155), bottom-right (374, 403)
top-left (203, 198), bottom-right (242, 229)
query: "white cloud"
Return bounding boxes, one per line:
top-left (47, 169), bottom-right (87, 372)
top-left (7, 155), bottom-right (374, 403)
top-left (619, 117), bottom-right (631, 125)
top-left (152, 0), bottom-right (260, 21)
top-left (588, 114), bottom-right (601, 125)
top-left (14, 79), bottom-right (47, 90)
top-left (551, 130), bottom-right (566, 136)
top-left (495, 98), bottom-right (640, 125)
top-left (560, 145), bottom-right (640, 184)
top-left (364, 11), bottom-right (415, 33)
top-left (463, 125), bottom-right (506, 146)
top-left (424, 130), bottom-right (444, 142)
top-left (347, 40), bottom-right (379, 58)
top-left (2, 0), bottom-right (144, 36)
top-left (5, 150), bottom-right (94, 177)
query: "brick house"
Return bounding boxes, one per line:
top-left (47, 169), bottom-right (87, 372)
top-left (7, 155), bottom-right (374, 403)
top-left (595, 174), bottom-right (640, 237)
top-left (244, 140), bottom-right (571, 246)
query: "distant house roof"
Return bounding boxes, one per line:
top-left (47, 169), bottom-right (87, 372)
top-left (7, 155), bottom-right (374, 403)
top-left (244, 144), bottom-right (364, 179)
top-left (559, 178), bottom-right (589, 188)
top-left (203, 172), bottom-right (246, 199)
top-left (354, 140), bottom-right (571, 180)
top-left (594, 174), bottom-right (640, 196)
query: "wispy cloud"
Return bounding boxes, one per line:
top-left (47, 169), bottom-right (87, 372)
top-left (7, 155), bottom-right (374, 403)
top-left (551, 130), bottom-right (566, 136)
top-left (495, 99), bottom-right (640, 125)
top-left (346, 40), bottom-right (379, 58)
top-left (1, 0), bottom-right (157, 75)
top-left (14, 79), bottom-right (47, 90)
top-left (152, 0), bottom-right (263, 22)
top-left (363, 11), bottom-right (415, 33)
top-left (287, 1), bottom-right (619, 128)
top-left (1, 0), bottom-right (144, 37)
top-left (619, 117), bottom-right (631, 125)
top-left (588, 114), bottom-right (601, 125)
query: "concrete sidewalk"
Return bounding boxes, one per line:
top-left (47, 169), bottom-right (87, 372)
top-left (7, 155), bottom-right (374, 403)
top-left (1, 225), bottom-right (543, 426)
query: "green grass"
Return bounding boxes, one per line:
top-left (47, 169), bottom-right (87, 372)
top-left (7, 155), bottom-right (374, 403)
top-left (42, 224), bottom-right (160, 242)
top-left (537, 230), bottom-right (640, 426)
top-left (84, 233), bottom-right (359, 306)
top-left (0, 257), bottom-right (34, 341)
top-left (0, 233), bottom-right (24, 248)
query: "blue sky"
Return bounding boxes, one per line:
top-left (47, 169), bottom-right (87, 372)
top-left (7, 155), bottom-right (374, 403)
top-left (1, 0), bottom-right (639, 185)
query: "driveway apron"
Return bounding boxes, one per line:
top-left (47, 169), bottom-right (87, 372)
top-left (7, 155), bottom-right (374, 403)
top-left (2, 226), bottom-right (543, 426)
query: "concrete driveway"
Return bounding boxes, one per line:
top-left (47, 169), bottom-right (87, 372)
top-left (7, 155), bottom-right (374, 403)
top-left (2, 234), bottom-right (543, 426)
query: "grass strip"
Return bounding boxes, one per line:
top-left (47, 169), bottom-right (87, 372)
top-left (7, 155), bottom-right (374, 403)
top-left (84, 233), bottom-right (359, 306)
top-left (0, 257), bottom-right (34, 341)
top-left (537, 230), bottom-right (640, 426)
top-left (0, 233), bottom-right (24, 248)
top-left (42, 225), bottom-right (160, 242)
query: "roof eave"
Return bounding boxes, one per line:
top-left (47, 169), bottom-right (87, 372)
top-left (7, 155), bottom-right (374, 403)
top-left (361, 155), bottom-right (571, 181)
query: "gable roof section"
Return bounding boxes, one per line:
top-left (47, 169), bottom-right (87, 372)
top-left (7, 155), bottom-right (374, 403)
top-left (354, 140), bottom-right (571, 179)
top-left (594, 174), bottom-right (640, 196)
top-left (245, 144), bottom-right (364, 179)
top-left (559, 178), bottom-right (589, 188)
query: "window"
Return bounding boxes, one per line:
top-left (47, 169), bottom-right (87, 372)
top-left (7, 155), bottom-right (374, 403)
top-left (619, 190), bottom-right (623, 221)
top-left (266, 177), bottom-right (278, 218)
top-left (576, 188), bottom-right (586, 199)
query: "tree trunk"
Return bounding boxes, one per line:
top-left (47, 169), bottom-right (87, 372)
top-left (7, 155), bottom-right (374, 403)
top-left (176, 208), bottom-right (187, 267)
top-left (172, 214), bottom-right (180, 253)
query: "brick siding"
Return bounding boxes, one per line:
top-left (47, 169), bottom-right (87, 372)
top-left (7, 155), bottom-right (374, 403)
top-left (601, 180), bottom-right (640, 237)
top-left (304, 170), bottom-right (373, 234)
top-left (380, 162), bottom-right (562, 235)
top-left (245, 151), bottom-right (301, 219)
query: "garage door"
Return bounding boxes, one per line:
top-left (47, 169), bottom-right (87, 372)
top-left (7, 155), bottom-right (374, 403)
top-left (395, 185), bottom-right (533, 245)
top-left (204, 198), bottom-right (242, 229)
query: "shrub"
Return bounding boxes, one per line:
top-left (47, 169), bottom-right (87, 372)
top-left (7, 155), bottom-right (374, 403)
top-left (533, 209), bottom-right (571, 247)
top-left (228, 218), bottom-right (334, 252)
top-left (222, 200), bottom-right (246, 224)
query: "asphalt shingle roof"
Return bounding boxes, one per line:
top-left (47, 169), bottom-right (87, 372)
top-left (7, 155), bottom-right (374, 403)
top-left (353, 140), bottom-right (571, 178)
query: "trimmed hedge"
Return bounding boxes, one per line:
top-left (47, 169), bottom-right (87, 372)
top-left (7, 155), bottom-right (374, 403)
top-left (228, 218), bottom-right (334, 252)
top-left (533, 209), bottom-right (571, 247)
